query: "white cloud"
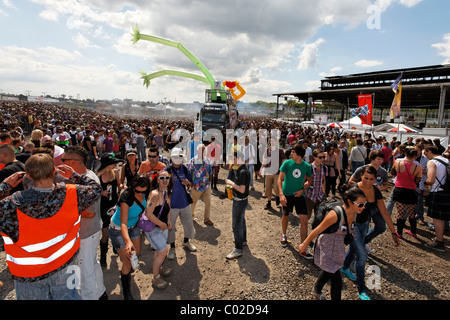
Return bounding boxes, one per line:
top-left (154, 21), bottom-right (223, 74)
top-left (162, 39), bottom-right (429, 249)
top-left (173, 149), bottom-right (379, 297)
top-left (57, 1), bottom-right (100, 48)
top-left (297, 38), bottom-right (325, 70)
top-left (8, 0), bottom-right (426, 102)
top-left (399, 0), bottom-right (424, 8)
top-left (306, 80), bottom-right (321, 91)
top-left (39, 9), bottom-right (58, 21)
top-left (432, 33), bottom-right (450, 64)
top-left (2, 0), bottom-right (17, 9)
top-left (72, 33), bottom-right (100, 49)
top-left (354, 59), bottom-right (384, 68)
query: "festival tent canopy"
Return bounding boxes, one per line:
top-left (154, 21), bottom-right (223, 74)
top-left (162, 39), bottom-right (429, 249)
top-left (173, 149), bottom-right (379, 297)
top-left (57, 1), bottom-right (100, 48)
top-left (373, 123), bottom-right (420, 133)
top-left (388, 127), bottom-right (416, 133)
top-left (338, 116), bottom-right (372, 129)
top-left (327, 122), bottom-right (343, 128)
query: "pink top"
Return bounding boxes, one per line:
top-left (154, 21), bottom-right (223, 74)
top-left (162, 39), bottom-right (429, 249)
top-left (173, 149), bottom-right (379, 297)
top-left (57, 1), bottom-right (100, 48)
top-left (395, 161), bottom-right (417, 190)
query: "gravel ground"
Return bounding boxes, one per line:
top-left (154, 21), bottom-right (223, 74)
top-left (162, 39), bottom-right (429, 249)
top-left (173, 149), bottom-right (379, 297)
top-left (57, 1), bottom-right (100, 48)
top-left (0, 166), bottom-right (449, 302)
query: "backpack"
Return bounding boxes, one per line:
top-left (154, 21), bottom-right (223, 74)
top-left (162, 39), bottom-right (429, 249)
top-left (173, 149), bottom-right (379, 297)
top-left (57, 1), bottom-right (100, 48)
top-left (434, 158), bottom-right (450, 194)
top-left (311, 199), bottom-right (345, 234)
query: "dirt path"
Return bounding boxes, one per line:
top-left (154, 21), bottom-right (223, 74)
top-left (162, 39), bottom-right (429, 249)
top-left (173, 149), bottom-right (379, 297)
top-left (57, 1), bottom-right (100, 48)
top-left (1, 166), bottom-right (449, 301)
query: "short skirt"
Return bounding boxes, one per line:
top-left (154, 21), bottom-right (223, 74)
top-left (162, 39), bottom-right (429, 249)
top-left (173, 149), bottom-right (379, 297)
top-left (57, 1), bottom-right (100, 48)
top-left (427, 191), bottom-right (450, 221)
top-left (392, 187), bottom-right (418, 205)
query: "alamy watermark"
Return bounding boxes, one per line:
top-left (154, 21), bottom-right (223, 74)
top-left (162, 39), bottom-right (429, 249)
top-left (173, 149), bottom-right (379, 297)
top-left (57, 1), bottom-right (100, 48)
top-left (367, 5), bottom-right (382, 30)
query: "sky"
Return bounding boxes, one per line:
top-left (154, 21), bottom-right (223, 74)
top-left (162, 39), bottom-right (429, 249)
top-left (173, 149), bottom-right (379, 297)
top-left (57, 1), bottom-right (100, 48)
top-left (0, 0), bottom-right (449, 104)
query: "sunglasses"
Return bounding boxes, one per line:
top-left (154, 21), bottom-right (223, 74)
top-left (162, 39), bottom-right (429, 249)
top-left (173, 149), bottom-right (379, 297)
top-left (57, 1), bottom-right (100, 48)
top-left (148, 155), bottom-right (158, 158)
top-left (353, 201), bottom-right (367, 208)
top-left (135, 189), bottom-right (148, 194)
top-left (61, 158), bottom-right (79, 162)
top-left (158, 176), bottom-right (170, 181)
top-left (317, 156), bottom-right (325, 159)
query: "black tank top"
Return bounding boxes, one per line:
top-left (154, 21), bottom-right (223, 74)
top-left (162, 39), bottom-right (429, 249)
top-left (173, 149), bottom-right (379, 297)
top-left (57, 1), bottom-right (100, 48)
top-left (100, 175), bottom-right (119, 206)
top-left (153, 202), bottom-right (170, 224)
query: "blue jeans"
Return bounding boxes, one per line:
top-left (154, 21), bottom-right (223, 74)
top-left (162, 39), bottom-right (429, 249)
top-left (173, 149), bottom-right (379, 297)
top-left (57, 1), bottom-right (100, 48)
top-left (414, 189), bottom-right (425, 221)
top-left (232, 198), bottom-right (248, 251)
top-left (87, 154), bottom-right (96, 171)
top-left (365, 207), bottom-right (386, 244)
top-left (137, 146), bottom-right (146, 163)
top-left (246, 164), bottom-right (254, 188)
top-left (351, 161), bottom-right (365, 173)
top-left (342, 220), bottom-right (369, 293)
top-left (386, 192), bottom-right (395, 215)
top-left (15, 259), bottom-right (81, 300)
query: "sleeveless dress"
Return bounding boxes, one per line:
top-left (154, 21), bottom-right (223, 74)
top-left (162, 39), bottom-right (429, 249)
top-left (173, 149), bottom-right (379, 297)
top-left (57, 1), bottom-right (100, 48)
top-left (314, 208), bottom-right (351, 273)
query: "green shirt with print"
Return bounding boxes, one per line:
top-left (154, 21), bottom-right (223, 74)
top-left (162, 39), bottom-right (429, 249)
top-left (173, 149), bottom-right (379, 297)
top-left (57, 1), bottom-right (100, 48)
top-left (279, 159), bottom-right (312, 196)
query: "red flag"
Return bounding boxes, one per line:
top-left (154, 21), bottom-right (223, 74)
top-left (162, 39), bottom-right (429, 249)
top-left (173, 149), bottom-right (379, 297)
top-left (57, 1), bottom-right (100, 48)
top-left (358, 94), bottom-right (373, 125)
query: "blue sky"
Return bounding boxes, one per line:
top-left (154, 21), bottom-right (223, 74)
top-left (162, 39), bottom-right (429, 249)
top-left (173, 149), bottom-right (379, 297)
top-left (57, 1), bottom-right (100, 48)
top-left (0, 0), bottom-right (449, 104)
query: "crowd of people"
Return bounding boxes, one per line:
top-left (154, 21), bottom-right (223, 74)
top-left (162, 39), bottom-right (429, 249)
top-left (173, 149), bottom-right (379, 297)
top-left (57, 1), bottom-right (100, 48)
top-left (0, 100), bottom-right (449, 300)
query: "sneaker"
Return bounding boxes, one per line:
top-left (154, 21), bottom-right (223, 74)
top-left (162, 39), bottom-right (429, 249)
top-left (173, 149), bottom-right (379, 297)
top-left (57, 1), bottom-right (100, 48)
top-left (152, 274), bottom-right (167, 289)
top-left (280, 235), bottom-right (289, 248)
top-left (425, 240), bottom-right (446, 252)
top-left (312, 288), bottom-right (327, 300)
top-left (300, 250), bottom-right (313, 260)
top-left (365, 244), bottom-right (375, 255)
top-left (264, 202), bottom-right (272, 210)
top-left (159, 265), bottom-right (172, 276)
top-left (427, 222), bottom-right (435, 231)
top-left (405, 230), bottom-right (417, 238)
top-left (341, 267), bottom-right (356, 281)
top-left (226, 249), bottom-right (243, 260)
top-left (168, 247), bottom-right (176, 260)
top-left (183, 241), bottom-right (197, 252)
top-left (358, 291), bottom-right (371, 300)
top-left (204, 220), bottom-right (214, 226)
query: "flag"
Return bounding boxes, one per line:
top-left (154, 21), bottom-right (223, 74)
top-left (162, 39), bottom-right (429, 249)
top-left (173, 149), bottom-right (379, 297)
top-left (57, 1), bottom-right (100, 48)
top-left (358, 94), bottom-right (373, 125)
top-left (390, 74), bottom-right (402, 120)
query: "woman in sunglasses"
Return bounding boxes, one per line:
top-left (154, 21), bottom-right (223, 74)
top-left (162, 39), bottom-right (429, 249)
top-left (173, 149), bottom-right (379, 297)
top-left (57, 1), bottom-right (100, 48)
top-left (143, 170), bottom-right (174, 289)
top-left (108, 175), bottom-right (150, 300)
top-left (299, 184), bottom-right (366, 300)
top-left (341, 165), bottom-right (399, 300)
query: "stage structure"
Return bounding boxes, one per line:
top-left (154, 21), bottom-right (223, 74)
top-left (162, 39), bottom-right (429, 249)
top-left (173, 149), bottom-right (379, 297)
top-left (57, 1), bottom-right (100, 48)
top-left (273, 64), bottom-right (450, 128)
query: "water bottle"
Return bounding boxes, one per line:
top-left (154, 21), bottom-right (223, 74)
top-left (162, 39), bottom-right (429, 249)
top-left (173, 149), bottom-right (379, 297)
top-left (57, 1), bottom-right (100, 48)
top-left (131, 251), bottom-right (139, 270)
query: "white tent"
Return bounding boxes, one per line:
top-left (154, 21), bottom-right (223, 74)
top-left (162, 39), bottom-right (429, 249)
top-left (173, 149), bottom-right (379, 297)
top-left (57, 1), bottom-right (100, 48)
top-left (372, 123), bottom-right (420, 133)
top-left (339, 116), bottom-right (372, 129)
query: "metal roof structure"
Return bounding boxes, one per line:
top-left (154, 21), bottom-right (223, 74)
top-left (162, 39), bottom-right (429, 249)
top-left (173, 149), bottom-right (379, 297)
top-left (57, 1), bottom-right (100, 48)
top-left (273, 64), bottom-right (450, 126)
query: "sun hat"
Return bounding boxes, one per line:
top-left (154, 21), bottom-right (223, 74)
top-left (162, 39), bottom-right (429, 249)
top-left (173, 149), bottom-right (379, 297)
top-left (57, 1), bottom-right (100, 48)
top-left (98, 153), bottom-right (124, 171)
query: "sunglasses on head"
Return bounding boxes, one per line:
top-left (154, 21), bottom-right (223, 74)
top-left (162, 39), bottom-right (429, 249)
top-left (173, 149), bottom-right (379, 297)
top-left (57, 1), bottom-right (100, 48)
top-left (353, 201), bottom-right (367, 208)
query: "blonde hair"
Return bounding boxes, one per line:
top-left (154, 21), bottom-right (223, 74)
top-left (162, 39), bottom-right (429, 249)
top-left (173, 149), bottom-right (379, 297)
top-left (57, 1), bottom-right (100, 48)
top-left (31, 129), bottom-right (43, 141)
top-left (25, 153), bottom-right (55, 182)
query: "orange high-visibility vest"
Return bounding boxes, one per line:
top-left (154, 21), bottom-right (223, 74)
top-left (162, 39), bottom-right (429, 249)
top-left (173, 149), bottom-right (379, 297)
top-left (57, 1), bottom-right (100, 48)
top-left (1, 184), bottom-right (81, 278)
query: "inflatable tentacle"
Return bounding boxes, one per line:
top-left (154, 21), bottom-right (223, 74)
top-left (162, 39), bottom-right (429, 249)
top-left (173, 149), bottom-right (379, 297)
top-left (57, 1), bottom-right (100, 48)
top-left (140, 70), bottom-right (209, 88)
top-left (132, 25), bottom-right (225, 101)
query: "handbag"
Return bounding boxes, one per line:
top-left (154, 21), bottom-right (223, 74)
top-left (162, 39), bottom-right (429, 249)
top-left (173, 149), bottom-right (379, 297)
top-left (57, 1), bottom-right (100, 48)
top-left (137, 192), bottom-right (166, 232)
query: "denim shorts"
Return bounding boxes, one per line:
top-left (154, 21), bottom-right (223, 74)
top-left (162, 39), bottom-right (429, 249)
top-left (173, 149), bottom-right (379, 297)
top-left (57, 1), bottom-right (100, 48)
top-left (109, 224), bottom-right (141, 250)
top-left (144, 228), bottom-right (168, 251)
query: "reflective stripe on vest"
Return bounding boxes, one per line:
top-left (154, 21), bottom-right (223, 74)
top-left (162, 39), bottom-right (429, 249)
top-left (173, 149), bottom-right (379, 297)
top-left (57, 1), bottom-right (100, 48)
top-left (1, 184), bottom-right (81, 278)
